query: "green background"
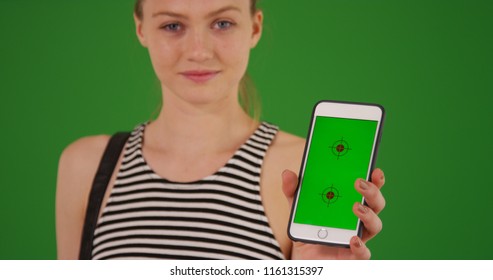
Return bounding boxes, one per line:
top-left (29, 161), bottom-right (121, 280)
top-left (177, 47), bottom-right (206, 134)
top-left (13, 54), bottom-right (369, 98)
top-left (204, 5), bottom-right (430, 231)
top-left (1, 0), bottom-right (492, 259)
top-left (294, 116), bottom-right (378, 230)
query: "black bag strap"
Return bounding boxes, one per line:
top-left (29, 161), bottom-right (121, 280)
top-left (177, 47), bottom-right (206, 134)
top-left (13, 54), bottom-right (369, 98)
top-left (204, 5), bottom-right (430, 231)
top-left (79, 132), bottom-right (131, 259)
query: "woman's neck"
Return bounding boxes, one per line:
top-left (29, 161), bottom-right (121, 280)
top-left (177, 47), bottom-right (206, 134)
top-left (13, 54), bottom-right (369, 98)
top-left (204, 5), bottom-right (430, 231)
top-left (144, 94), bottom-right (257, 157)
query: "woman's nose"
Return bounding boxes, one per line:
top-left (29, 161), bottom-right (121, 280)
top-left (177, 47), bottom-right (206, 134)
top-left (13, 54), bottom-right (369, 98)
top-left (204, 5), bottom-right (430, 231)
top-left (185, 28), bottom-right (214, 63)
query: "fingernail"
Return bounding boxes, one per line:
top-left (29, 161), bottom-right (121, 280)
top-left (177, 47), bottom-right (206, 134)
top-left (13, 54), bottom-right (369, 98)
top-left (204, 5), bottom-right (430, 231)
top-left (358, 203), bottom-right (368, 214)
top-left (353, 237), bottom-right (362, 248)
top-left (359, 180), bottom-right (369, 190)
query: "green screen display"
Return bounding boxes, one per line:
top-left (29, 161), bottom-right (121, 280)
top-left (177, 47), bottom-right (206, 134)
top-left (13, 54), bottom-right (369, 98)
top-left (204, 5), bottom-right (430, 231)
top-left (294, 116), bottom-right (378, 230)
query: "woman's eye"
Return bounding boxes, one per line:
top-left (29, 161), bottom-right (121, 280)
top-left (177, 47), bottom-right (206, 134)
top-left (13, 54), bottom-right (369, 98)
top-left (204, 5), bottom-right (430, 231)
top-left (161, 23), bottom-right (182, 32)
top-left (214, 20), bottom-right (234, 30)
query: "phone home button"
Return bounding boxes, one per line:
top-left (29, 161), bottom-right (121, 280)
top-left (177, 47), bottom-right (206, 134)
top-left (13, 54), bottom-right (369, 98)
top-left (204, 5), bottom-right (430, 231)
top-left (317, 229), bottom-right (328, 239)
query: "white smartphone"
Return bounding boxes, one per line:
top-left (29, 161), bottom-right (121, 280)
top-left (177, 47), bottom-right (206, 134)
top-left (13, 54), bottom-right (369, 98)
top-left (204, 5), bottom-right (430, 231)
top-left (288, 100), bottom-right (385, 248)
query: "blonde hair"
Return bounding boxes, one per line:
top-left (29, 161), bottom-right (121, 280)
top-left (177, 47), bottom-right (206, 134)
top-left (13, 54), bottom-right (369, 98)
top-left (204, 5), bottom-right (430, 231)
top-left (134, 0), bottom-right (261, 121)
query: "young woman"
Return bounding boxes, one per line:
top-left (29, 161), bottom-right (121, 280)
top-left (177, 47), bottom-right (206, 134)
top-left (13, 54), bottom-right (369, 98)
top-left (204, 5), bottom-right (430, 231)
top-left (56, 0), bottom-right (386, 260)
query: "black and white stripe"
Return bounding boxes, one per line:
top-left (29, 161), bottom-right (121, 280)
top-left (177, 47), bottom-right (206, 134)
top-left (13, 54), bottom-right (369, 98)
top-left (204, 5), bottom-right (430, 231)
top-left (91, 122), bottom-right (285, 259)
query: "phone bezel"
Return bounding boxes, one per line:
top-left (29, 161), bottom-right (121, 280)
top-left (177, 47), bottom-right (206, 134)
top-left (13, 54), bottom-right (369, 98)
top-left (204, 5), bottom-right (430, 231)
top-left (288, 100), bottom-right (385, 248)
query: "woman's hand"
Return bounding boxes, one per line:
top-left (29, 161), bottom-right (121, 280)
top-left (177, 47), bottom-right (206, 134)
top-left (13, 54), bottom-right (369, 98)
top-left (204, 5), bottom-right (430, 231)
top-left (281, 168), bottom-right (386, 260)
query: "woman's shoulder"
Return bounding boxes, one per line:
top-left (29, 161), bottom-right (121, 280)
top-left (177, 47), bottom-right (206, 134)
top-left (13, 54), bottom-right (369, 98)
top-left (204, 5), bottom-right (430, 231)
top-left (57, 135), bottom-right (112, 193)
top-left (59, 135), bottom-right (111, 172)
top-left (267, 128), bottom-right (306, 174)
top-left (272, 129), bottom-right (305, 150)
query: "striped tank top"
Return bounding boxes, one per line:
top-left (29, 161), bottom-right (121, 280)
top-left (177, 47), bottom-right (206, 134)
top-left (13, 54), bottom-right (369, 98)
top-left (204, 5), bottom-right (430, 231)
top-left (91, 122), bottom-right (285, 259)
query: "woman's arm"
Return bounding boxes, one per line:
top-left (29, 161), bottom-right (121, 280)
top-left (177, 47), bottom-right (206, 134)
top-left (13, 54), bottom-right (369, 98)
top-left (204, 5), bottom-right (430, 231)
top-left (55, 135), bottom-right (110, 259)
top-left (260, 130), bottom-right (306, 259)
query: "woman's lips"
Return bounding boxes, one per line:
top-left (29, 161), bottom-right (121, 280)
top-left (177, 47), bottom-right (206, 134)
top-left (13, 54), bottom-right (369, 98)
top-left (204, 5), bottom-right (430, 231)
top-left (180, 70), bottom-right (220, 83)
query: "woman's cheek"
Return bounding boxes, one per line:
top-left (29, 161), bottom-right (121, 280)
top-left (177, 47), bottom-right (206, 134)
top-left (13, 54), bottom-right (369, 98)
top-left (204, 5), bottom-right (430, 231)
top-left (222, 39), bottom-right (251, 65)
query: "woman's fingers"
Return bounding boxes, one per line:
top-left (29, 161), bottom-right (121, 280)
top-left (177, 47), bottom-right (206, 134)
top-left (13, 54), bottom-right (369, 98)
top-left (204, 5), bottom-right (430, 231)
top-left (371, 168), bottom-right (385, 189)
top-left (349, 236), bottom-right (371, 260)
top-left (353, 202), bottom-right (383, 242)
top-left (281, 169), bottom-right (298, 206)
top-left (355, 178), bottom-right (386, 214)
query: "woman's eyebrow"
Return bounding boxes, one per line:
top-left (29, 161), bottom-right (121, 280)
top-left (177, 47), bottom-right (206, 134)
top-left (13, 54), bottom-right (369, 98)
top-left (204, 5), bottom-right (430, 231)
top-left (207, 6), bottom-right (242, 18)
top-left (152, 10), bottom-right (185, 19)
top-left (152, 6), bottom-right (242, 19)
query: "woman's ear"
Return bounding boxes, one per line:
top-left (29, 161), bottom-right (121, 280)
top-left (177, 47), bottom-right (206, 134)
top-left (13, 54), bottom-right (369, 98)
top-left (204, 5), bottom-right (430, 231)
top-left (250, 10), bottom-right (263, 48)
top-left (134, 14), bottom-right (148, 47)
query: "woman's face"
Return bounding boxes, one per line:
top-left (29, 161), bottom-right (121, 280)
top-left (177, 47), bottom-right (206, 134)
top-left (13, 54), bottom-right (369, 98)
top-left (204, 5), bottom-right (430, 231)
top-left (135, 0), bottom-right (262, 107)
